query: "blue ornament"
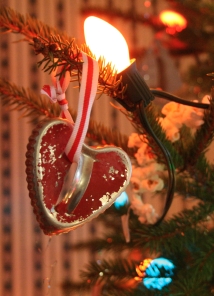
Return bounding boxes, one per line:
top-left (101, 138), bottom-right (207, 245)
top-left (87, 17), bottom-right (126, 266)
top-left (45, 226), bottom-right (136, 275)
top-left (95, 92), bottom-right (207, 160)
top-left (114, 191), bottom-right (129, 209)
top-left (142, 257), bottom-right (175, 290)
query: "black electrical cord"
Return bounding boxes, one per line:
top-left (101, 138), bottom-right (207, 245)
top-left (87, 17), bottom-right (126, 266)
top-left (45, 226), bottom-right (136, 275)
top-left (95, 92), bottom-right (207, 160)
top-left (136, 101), bottom-right (175, 225)
top-left (115, 60), bottom-right (209, 224)
top-left (151, 89), bottom-right (210, 109)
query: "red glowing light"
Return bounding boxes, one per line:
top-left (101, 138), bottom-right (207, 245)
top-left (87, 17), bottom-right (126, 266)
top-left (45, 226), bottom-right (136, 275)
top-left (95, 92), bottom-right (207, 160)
top-left (144, 1), bottom-right (151, 8)
top-left (160, 10), bottom-right (187, 34)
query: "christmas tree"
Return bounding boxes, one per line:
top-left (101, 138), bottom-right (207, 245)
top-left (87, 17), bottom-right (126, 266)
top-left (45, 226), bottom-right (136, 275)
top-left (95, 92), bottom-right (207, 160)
top-left (0, 1), bottom-right (214, 295)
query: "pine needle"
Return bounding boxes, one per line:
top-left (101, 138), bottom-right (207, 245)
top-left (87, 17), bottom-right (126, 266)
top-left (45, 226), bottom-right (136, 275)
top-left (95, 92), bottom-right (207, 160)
top-left (0, 78), bottom-right (59, 120)
top-left (0, 6), bottom-right (126, 101)
top-left (184, 88), bottom-right (214, 166)
top-left (0, 78), bottom-right (135, 157)
top-left (0, 6), bottom-right (71, 42)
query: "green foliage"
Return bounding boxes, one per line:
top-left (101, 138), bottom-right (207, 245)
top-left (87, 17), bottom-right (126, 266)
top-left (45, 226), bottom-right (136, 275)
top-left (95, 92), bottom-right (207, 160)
top-left (0, 6), bottom-right (71, 42)
top-left (130, 203), bottom-right (214, 253)
top-left (0, 78), bottom-right (135, 157)
top-left (184, 90), bottom-right (214, 166)
top-left (81, 259), bottom-right (137, 283)
top-left (0, 78), bottom-right (60, 120)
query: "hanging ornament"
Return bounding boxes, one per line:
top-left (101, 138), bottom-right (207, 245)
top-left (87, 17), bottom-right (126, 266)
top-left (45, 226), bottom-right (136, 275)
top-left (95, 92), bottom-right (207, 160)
top-left (26, 52), bottom-right (132, 235)
top-left (26, 119), bottom-right (131, 235)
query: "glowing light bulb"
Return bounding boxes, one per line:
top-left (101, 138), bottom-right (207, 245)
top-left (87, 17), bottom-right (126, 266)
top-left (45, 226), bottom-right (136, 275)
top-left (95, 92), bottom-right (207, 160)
top-left (136, 257), bottom-right (175, 290)
top-left (160, 10), bottom-right (187, 33)
top-left (114, 191), bottom-right (129, 209)
top-left (84, 16), bottom-right (130, 73)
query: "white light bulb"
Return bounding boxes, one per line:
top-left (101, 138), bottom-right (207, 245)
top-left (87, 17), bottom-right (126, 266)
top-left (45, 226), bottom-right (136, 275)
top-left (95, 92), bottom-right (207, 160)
top-left (84, 16), bottom-right (130, 73)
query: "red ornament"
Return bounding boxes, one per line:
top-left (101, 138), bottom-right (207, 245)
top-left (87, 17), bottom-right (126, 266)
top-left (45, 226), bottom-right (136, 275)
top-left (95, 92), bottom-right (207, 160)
top-left (26, 119), bottom-right (131, 235)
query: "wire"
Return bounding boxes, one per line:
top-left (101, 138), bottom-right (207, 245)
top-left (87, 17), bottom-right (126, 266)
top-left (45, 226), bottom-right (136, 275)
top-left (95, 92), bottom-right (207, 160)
top-left (136, 101), bottom-right (175, 225)
top-left (150, 89), bottom-right (210, 109)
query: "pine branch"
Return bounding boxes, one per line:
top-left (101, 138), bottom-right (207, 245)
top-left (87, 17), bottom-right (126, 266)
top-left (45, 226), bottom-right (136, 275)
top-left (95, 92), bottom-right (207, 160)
top-left (33, 36), bottom-right (125, 98)
top-left (0, 78), bottom-right (135, 157)
top-left (192, 231), bottom-right (214, 282)
top-left (61, 278), bottom-right (142, 296)
top-left (79, 253), bottom-right (175, 295)
top-left (0, 7), bottom-right (191, 170)
top-left (80, 259), bottom-right (137, 285)
top-left (61, 279), bottom-right (92, 294)
top-left (33, 35), bottom-right (82, 78)
top-left (184, 88), bottom-right (214, 167)
top-left (171, 269), bottom-right (212, 296)
top-left (63, 228), bottom-right (214, 295)
top-left (0, 7), bottom-right (125, 99)
top-left (175, 154), bottom-right (214, 202)
top-left (172, 276), bottom-right (212, 296)
top-left (0, 78), bottom-right (60, 119)
top-left (176, 168), bottom-right (214, 203)
top-left (0, 6), bottom-right (71, 42)
top-left (61, 234), bottom-right (129, 253)
top-left (131, 203), bottom-right (214, 254)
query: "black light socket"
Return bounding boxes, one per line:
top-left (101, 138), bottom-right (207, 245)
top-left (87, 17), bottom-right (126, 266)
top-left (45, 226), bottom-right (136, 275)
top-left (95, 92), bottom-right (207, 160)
top-left (115, 59), bottom-right (154, 111)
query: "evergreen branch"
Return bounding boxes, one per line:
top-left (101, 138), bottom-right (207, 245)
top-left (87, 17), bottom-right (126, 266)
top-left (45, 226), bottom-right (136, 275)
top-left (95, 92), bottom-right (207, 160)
top-left (0, 7), bottom-right (125, 98)
top-left (0, 6), bottom-right (187, 169)
top-left (173, 125), bottom-right (194, 163)
top-left (33, 36), bottom-right (125, 98)
top-left (176, 168), bottom-right (214, 203)
top-left (192, 231), bottom-right (214, 282)
top-left (0, 6), bottom-right (71, 42)
top-left (131, 203), bottom-right (214, 254)
top-left (98, 285), bottom-right (147, 296)
top-left (61, 279), bottom-right (142, 296)
top-left (175, 153), bottom-right (214, 202)
top-left (61, 279), bottom-right (91, 293)
top-left (132, 285), bottom-right (166, 296)
top-left (80, 253), bottom-right (174, 295)
top-left (33, 35), bottom-right (82, 77)
top-left (61, 234), bottom-right (129, 253)
top-left (0, 78), bottom-right (135, 157)
top-left (2, 4), bottom-right (214, 296)
top-left (80, 259), bottom-right (137, 285)
top-left (182, 88), bottom-right (214, 167)
top-left (171, 269), bottom-right (211, 296)
top-left (0, 78), bottom-right (60, 119)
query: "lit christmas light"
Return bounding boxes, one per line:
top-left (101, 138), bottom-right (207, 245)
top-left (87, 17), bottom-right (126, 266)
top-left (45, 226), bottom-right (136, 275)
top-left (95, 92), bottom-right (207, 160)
top-left (84, 16), bottom-right (175, 225)
top-left (84, 16), bottom-right (130, 73)
top-left (114, 191), bottom-right (129, 209)
top-left (143, 277), bottom-right (172, 290)
top-left (160, 10), bottom-right (187, 34)
top-left (136, 257), bottom-right (175, 290)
